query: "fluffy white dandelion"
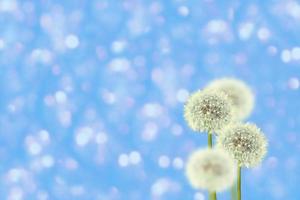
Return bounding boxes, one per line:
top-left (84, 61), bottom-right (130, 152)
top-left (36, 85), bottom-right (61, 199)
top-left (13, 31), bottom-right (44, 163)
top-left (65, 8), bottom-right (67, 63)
top-left (186, 148), bottom-right (236, 192)
top-left (184, 90), bottom-right (233, 132)
top-left (217, 123), bottom-right (268, 168)
top-left (205, 78), bottom-right (255, 121)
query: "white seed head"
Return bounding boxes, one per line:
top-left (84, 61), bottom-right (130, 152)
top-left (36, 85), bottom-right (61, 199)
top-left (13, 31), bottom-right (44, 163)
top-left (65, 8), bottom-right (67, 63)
top-left (205, 78), bottom-right (255, 120)
top-left (186, 148), bottom-right (236, 192)
top-left (217, 123), bottom-right (268, 168)
top-left (184, 90), bottom-right (233, 132)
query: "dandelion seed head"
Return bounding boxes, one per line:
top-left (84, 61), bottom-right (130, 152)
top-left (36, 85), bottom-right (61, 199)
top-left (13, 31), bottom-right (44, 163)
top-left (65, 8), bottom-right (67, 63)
top-left (184, 90), bottom-right (233, 132)
top-left (217, 123), bottom-right (268, 168)
top-left (186, 148), bottom-right (236, 192)
top-left (205, 78), bottom-right (255, 120)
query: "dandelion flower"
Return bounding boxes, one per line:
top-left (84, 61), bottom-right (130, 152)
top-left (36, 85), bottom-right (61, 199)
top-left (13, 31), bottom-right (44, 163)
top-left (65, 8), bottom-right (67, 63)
top-left (184, 90), bottom-right (233, 132)
top-left (205, 78), bottom-right (255, 120)
top-left (186, 148), bottom-right (236, 192)
top-left (217, 123), bottom-right (268, 168)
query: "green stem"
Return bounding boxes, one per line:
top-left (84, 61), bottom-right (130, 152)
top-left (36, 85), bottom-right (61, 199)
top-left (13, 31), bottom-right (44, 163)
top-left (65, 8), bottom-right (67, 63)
top-left (207, 131), bottom-right (217, 200)
top-left (237, 166), bottom-right (242, 200)
top-left (209, 192), bottom-right (217, 200)
top-left (231, 182), bottom-right (236, 200)
top-left (208, 131), bottom-right (213, 148)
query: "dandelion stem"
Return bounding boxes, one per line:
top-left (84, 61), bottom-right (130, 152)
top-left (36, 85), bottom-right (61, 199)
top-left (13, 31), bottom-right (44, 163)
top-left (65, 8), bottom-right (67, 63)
top-left (231, 182), bottom-right (236, 200)
top-left (209, 192), bottom-right (217, 200)
top-left (237, 166), bottom-right (242, 200)
top-left (208, 131), bottom-right (213, 148)
top-left (208, 131), bottom-right (217, 200)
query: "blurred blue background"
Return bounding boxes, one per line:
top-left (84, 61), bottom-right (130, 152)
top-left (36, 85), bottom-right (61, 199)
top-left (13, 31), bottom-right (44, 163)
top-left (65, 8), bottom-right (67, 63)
top-left (0, 0), bottom-right (299, 199)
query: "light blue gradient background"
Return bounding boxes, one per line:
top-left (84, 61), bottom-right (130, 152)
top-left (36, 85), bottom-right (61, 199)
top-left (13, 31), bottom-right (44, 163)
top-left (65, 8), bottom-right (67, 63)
top-left (0, 0), bottom-right (299, 199)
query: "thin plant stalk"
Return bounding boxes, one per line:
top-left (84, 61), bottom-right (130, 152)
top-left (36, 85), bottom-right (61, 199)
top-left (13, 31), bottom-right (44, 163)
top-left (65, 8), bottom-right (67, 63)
top-left (208, 131), bottom-right (213, 148)
top-left (237, 166), bottom-right (241, 200)
top-left (231, 182), bottom-right (236, 200)
top-left (208, 131), bottom-right (217, 200)
top-left (209, 192), bottom-right (217, 200)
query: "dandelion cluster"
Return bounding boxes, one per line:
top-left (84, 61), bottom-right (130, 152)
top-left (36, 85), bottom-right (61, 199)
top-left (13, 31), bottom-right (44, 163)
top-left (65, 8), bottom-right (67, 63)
top-left (217, 123), bottom-right (268, 167)
top-left (184, 90), bottom-right (233, 132)
top-left (184, 78), bottom-right (268, 199)
top-left (186, 148), bottom-right (236, 192)
top-left (205, 78), bottom-right (255, 121)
